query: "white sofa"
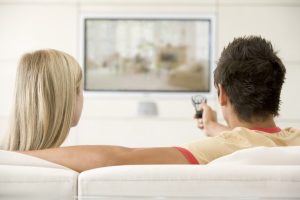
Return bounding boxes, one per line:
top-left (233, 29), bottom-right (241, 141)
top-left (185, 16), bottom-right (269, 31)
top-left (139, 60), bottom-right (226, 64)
top-left (1, 147), bottom-right (300, 200)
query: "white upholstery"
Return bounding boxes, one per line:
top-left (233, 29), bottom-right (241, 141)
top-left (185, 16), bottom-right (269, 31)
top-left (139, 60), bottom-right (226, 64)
top-left (78, 165), bottom-right (300, 199)
top-left (0, 165), bottom-right (78, 200)
top-left (209, 146), bottom-right (300, 165)
top-left (0, 150), bottom-right (78, 200)
top-left (78, 146), bottom-right (300, 199)
top-left (1, 147), bottom-right (300, 199)
top-left (0, 150), bottom-right (67, 169)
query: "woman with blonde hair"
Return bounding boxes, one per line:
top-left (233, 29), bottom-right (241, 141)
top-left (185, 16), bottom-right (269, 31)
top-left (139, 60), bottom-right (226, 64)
top-left (4, 49), bottom-right (191, 172)
top-left (5, 49), bottom-right (83, 151)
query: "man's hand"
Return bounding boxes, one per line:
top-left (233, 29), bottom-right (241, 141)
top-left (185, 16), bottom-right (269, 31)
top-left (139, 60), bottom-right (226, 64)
top-left (195, 102), bottom-right (230, 137)
top-left (197, 103), bottom-right (217, 129)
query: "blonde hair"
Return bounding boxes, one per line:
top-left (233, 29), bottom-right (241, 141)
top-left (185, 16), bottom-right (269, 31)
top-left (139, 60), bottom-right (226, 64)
top-left (5, 49), bottom-right (82, 151)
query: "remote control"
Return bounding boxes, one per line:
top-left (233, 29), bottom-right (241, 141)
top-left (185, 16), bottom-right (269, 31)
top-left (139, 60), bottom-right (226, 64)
top-left (191, 95), bottom-right (207, 119)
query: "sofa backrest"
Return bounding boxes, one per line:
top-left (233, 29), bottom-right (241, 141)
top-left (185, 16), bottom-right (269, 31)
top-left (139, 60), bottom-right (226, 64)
top-left (0, 150), bottom-right (78, 200)
top-left (1, 147), bottom-right (300, 199)
top-left (209, 146), bottom-right (300, 165)
top-left (0, 150), bottom-right (68, 169)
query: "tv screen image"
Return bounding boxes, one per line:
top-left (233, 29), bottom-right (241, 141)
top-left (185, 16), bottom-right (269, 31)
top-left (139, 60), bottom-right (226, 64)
top-left (83, 17), bottom-right (213, 93)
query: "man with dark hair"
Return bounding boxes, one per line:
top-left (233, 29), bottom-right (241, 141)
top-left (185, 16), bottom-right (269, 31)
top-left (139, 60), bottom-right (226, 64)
top-left (215, 36), bottom-right (285, 122)
top-left (22, 36), bottom-right (300, 172)
top-left (198, 35), bottom-right (286, 137)
top-left (178, 36), bottom-right (299, 164)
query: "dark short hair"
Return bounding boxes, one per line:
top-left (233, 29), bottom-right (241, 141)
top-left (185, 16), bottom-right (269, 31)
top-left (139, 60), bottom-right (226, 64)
top-left (214, 36), bottom-right (286, 122)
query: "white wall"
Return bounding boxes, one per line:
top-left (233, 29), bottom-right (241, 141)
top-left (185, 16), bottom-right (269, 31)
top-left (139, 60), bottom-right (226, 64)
top-left (0, 0), bottom-right (299, 147)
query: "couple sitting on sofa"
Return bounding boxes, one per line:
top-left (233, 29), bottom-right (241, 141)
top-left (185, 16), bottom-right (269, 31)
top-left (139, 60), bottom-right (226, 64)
top-left (3, 36), bottom-right (300, 172)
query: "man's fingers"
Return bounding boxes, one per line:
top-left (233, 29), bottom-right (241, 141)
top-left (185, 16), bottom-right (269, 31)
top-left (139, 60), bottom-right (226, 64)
top-left (200, 102), bottom-right (209, 112)
top-left (197, 124), bottom-right (204, 129)
top-left (197, 118), bottom-right (204, 129)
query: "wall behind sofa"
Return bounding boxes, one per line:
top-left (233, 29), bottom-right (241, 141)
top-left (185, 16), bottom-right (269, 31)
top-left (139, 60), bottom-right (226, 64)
top-left (0, 0), bottom-right (299, 147)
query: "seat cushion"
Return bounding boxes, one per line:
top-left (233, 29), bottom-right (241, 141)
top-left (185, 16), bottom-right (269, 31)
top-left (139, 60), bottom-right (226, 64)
top-left (209, 146), bottom-right (300, 165)
top-left (78, 165), bottom-right (300, 199)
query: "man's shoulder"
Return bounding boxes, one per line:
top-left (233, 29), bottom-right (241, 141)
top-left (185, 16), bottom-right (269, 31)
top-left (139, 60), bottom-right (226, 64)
top-left (219, 127), bottom-right (253, 136)
top-left (217, 127), bottom-right (300, 142)
top-left (221, 127), bottom-right (300, 134)
top-left (282, 127), bottom-right (300, 134)
top-left (216, 127), bottom-right (254, 142)
top-left (217, 127), bottom-right (278, 140)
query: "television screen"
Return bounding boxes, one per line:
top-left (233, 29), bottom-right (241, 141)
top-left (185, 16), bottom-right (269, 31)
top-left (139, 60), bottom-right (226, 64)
top-left (83, 17), bottom-right (213, 92)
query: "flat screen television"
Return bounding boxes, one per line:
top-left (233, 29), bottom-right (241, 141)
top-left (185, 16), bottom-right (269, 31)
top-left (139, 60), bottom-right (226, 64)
top-left (82, 15), bottom-right (214, 94)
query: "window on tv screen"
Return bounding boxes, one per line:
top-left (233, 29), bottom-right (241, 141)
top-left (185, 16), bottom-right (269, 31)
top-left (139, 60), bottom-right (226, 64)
top-left (84, 17), bottom-right (212, 93)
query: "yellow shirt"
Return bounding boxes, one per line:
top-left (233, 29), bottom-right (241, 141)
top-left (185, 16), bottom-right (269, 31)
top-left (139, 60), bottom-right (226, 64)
top-left (177, 127), bottom-right (300, 164)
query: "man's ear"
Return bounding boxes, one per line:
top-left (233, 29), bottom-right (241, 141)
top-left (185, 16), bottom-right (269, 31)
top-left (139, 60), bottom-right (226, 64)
top-left (218, 84), bottom-right (228, 106)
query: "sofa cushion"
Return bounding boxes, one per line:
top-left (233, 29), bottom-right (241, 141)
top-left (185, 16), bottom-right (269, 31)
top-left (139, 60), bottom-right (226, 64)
top-left (0, 165), bottom-right (78, 200)
top-left (209, 146), bottom-right (300, 165)
top-left (78, 165), bottom-right (300, 199)
top-left (0, 150), bottom-right (67, 169)
top-left (0, 150), bottom-right (78, 199)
